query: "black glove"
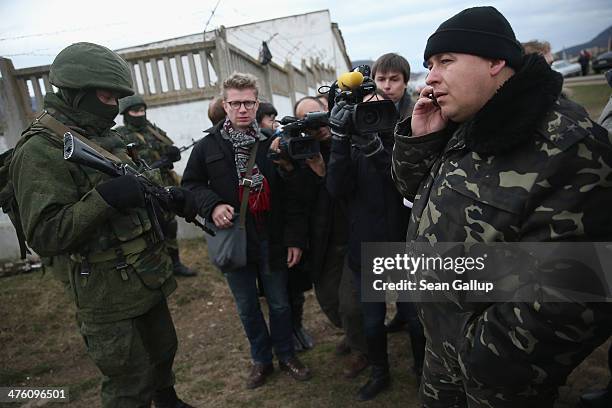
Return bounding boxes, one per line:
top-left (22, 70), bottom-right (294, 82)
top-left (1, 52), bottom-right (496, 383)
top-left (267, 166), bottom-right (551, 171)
top-left (95, 175), bottom-right (145, 210)
top-left (352, 133), bottom-right (383, 157)
top-left (163, 146), bottom-right (182, 163)
top-left (328, 101), bottom-right (355, 140)
top-left (166, 187), bottom-right (198, 221)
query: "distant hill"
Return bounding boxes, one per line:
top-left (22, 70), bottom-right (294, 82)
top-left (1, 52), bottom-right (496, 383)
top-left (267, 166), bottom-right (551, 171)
top-left (556, 25), bottom-right (611, 59)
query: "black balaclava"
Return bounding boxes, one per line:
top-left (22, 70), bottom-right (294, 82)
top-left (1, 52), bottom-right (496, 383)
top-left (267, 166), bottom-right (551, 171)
top-left (60, 88), bottom-right (118, 121)
top-left (123, 104), bottom-right (147, 128)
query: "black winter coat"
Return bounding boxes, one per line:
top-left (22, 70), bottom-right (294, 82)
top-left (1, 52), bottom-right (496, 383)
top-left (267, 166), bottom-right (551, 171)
top-left (182, 121), bottom-right (307, 267)
top-left (326, 134), bottom-right (409, 273)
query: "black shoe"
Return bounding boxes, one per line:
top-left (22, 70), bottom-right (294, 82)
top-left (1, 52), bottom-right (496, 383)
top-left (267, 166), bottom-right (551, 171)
top-left (153, 386), bottom-right (195, 408)
top-left (168, 248), bottom-right (197, 277)
top-left (173, 262), bottom-right (198, 277)
top-left (385, 314), bottom-right (408, 333)
top-left (294, 326), bottom-right (314, 350)
top-left (356, 367), bottom-right (390, 401)
top-left (580, 387), bottom-right (612, 408)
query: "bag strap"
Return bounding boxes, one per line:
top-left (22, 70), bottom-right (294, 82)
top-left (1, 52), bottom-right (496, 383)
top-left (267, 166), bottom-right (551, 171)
top-left (146, 125), bottom-right (174, 146)
top-left (36, 111), bottom-right (123, 164)
top-left (238, 141), bottom-right (259, 229)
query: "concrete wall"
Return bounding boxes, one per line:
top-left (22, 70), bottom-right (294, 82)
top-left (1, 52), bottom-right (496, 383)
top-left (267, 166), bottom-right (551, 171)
top-left (0, 213), bottom-right (20, 261)
top-left (119, 98), bottom-right (214, 176)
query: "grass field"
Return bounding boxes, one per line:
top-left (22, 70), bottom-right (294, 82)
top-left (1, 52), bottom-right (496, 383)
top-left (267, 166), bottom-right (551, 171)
top-left (1, 239), bottom-right (610, 408)
top-left (564, 82), bottom-right (610, 119)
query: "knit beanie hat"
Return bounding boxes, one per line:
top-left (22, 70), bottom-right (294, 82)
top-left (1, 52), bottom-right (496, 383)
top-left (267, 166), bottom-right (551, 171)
top-left (423, 6), bottom-right (523, 69)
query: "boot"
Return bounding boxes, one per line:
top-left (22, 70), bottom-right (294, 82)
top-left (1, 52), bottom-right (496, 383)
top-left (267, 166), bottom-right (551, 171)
top-left (153, 386), bottom-right (195, 408)
top-left (294, 326), bottom-right (315, 350)
top-left (168, 248), bottom-right (197, 277)
top-left (357, 332), bottom-right (390, 401)
top-left (357, 365), bottom-right (390, 401)
top-left (408, 319), bottom-right (426, 385)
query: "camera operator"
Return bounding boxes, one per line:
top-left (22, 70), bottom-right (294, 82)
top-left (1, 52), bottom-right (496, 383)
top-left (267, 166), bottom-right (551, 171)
top-left (372, 53), bottom-right (414, 121)
top-left (326, 64), bottom-right (425, 400)
top-left (289, 96), bottom-right (369, 377)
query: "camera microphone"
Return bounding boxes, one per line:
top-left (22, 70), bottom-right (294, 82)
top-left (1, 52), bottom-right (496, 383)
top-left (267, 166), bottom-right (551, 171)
top-left (337, 71), bottom-right (364, 91)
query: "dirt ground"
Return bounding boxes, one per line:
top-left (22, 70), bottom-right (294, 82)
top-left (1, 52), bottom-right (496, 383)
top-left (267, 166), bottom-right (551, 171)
top-left (0, 238), bottom-right (610, 408)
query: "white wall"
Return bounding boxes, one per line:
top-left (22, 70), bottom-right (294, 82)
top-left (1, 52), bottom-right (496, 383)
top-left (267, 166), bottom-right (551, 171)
top-left (115, 99), bottom-right (213, 176)
top-left (272, 94), bottom-right (293, 118)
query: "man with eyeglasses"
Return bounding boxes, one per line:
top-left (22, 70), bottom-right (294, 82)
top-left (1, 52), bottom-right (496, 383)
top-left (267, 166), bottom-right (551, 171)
top-left (182, 72), bottom-right (312, 389)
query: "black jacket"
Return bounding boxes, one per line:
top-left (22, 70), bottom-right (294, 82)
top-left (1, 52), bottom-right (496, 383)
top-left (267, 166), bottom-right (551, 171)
top-left (297, 141), bottom-right (349, 281)
top-left (182, 121), bottom-right (307, 267)
top-left (326, 134), bottom-right (409, 273)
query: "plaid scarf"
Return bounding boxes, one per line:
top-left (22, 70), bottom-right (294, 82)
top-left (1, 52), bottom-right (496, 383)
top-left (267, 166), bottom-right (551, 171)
top-left (222, 119), bottom-right (270, 217)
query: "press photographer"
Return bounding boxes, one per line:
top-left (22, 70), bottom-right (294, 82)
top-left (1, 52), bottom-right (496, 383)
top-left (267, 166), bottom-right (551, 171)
top-left (326, 58), bottom-right (425, 401)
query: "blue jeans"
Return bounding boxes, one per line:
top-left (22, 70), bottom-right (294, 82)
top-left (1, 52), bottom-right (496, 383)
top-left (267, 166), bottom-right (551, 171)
top-left (224, 240), bottom-right (294, 364)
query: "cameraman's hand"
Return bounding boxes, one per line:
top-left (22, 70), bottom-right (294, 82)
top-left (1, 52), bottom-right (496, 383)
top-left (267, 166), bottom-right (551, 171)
top-left (329, 100), bottom-right (355, 140)
top-left (305, 153), bottom-right (325, 177)
top-left (212, 203), bottom-right (235, 229)
top-left (166, 186), bottom-right (198, 221)
top-left (352, 133), bottom-right (382, 157)
top-left (96, 175), bottom-right (145, 210)
top-left (269, 137), bottom-right (295, 172)
top-left (412, 86), bottom-right (448, 137)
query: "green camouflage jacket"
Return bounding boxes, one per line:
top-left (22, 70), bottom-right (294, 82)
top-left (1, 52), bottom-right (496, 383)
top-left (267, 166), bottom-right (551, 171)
top-left (392, 55), bottom-right (612, 389)
top-left (10, 93), bottom-right (175, 323)
top-left (115, 121), bottom-right (179, 187)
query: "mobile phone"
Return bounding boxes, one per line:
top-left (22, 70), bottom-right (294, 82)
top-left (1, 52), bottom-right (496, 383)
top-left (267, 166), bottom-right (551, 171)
top-left (428, 93), bottom-right (440, 108)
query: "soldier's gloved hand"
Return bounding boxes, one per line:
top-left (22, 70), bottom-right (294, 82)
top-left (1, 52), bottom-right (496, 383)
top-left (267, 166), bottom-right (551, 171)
top-left (164, 146), bottom-right (182, 163)
top-left (166, 187), bottom-right (198, 222)
top-left (95, 175), bottom-right (145, 210)
top-left (352, 132), bottom-right (383, 157)
top-left (329, 100), bottom-right (355, 141)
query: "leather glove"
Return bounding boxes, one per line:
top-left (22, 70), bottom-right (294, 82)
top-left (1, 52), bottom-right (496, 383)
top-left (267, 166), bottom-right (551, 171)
top-left (95, 175), bottom-right (145, 210)
top-left (352, 133), bottom-right (383, 157)
top-left (164, 146), bottom-right (182, 163)
top-left (328, 100), bottom-right (355, 141)
top-left (166, 187), bottom-right (198, 221)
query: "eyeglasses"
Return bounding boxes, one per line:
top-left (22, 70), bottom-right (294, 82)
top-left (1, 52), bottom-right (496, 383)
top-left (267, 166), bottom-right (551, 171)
top-left (225, 100), bottom-right (257, 110)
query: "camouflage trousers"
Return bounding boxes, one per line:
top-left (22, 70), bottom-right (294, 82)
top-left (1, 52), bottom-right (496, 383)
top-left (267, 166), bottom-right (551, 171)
top-left (79, 299), bottom-right (178, 408)
top-left (162, 216), bottom-right (178, 251)
top-left (420, 340), bottom-right (558, 408)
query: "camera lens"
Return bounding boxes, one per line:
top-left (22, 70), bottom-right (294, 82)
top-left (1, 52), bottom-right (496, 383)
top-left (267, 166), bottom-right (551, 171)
top-left (362, 109), bottom-right (380, 126)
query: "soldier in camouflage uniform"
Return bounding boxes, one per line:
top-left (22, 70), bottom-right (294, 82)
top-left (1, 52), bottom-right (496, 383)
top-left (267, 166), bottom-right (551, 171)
top-left (8, 42), bottom-right (196, 407)
top-left (391, 7), bottom-right (612, 407)
top-left (115, 95), bottom-right (197, 277)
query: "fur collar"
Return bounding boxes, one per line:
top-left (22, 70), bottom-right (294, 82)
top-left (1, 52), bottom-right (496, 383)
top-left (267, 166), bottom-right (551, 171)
top-left (464, 54), bottom-right (563, 156)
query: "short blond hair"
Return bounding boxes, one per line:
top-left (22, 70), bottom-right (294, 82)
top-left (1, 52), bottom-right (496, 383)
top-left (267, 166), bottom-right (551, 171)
top-left (522, 40), bottom-right (551, 56)
top-left (222, 72), bottom-right (259, 99)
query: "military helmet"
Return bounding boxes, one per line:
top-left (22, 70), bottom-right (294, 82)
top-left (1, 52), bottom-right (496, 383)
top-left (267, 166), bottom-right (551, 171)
top-left (49, 42), bottom-right (134, 98)
top-left (119, 95), bottom-right (147, 114)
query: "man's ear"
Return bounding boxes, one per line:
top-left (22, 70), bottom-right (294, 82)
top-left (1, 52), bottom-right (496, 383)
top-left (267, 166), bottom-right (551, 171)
top-left (489, 59), bottom-right (507, 76)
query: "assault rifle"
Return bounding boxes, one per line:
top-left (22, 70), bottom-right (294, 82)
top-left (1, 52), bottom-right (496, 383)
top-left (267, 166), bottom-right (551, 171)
top-left (63, 133), bottom-right (215, 238)
top-left (146, 136), bottom-right (204, 170)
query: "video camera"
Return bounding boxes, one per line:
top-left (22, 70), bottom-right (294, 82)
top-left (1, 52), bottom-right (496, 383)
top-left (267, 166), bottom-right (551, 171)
top-left (326, 65), bottom-right (397, 135)
top-left (268, 111), bottom-right (329, 161)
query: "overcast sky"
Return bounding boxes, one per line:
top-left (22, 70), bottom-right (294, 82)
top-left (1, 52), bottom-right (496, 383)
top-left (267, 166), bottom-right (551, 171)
top-left (1, 0), bottom-right (611, 74)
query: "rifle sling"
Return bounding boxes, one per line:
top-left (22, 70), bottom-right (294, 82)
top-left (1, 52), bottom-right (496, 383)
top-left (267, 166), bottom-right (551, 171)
top-left (146, 125), bottom-right (174, 146)
top-left (36, 111), bottom-right (123, 164)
